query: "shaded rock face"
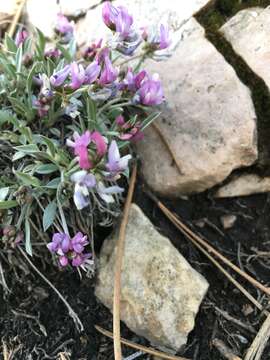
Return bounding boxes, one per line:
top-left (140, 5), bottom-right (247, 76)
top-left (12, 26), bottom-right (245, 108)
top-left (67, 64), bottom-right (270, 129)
top-left (95, 204), bottom-right (209, 353)
top-left (220, 7), bottom-right (270, 90)
top-left (75, 0), bottom-right (213, 46)
top-left (136, 18), bottom-right (257, 197)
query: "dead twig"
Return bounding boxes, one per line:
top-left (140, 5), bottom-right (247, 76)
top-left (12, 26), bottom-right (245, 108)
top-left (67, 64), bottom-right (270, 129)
top-left (212, 339), bottom-right (242, 360)
top-left (244, 313), bottom-right (270, 360)
top-left (8, 0), bottom-right (26, 37)
top-left (113, 164), bottom-right (137, 360)
top-left (214, 307), bottom-right (257, 334)
top-left (95, 325), bottom-right (190, 360)
top-left (145, 190), bottom-right (270, 297)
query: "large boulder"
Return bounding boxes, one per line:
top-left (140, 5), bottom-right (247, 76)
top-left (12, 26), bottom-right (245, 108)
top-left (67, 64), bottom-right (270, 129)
top-left (95, 204), bottom-right (209, 353)
top-left (220, 7), bottom-right (270, 90)
top-left (136, 18), bottom-right (257, 197)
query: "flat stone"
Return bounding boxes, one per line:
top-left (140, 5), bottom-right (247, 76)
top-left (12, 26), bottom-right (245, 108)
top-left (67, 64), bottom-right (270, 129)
top-left (95, 204), bottom-right (209, 353)
top-left (215, 174), bottom-right (270, 198)
top-left (136, 18), bottom-right (257, 197)
top-left (220, 7), bottom-right (270, 90)
top-left (76, 0), bottom-right (213, 46)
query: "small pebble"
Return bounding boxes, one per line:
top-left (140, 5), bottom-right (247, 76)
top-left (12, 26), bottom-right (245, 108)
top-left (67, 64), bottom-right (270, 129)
top-left (220, 214), bottom-right (237, 229)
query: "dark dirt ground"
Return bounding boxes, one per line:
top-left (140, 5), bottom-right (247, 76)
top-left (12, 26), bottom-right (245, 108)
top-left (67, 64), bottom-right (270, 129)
top-left (2, 0), bottom-right (270, 359)
top-left (1, 174), bottom-right (270, 360)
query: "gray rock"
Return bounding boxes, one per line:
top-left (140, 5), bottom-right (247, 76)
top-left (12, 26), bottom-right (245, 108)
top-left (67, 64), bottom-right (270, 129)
top-left (76, 0), bottom-right (213, 46)
top-left (136, 18), bottom-right (257, 197)
top-left (58, 0), bottom-right (99, 17)
top-left (220, 7), bottom-right (270, 90)
top-left (95, 204), bottom-right (209, 353)
top-left (215, 174), bottom-right (270, 198)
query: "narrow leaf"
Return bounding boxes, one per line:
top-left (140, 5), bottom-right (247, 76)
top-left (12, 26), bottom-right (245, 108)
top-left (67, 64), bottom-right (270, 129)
top-left (43, 201), bottom-right (57, 231)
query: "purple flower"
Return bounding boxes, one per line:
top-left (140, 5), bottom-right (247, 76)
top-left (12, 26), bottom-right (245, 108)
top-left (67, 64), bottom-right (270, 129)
top-left (120, 68), bottom-right (147, 92)
top-left (45, 48), bottom-right (61, 59)
top-left (114, 6), bottom-right (133, 38)
top-left (47, 233), bottom-right (71, 254)
top-left (136, 73), bottom-right (164, 106)
top-left (102, 3), bottom-right (133, 38)
top-left (67, 131), bottom-right (92, 169)
top-left (99, 56), bottom-right (118, 85)
top-left (71, 232), bottom-right (89, 253)
top-left (50, 65), bottom-right (70, 87)
top-left (159, 24), bottom-right (171, 50)
top-left (72, 253), bottom-right (92, 267)
top-left (83, 39), bottom-right (103, 60)
top-left (70, 62), bottom-right (85, 90)
top-left (48, 231), bottom-right (91, 267)
top-left (106, 140), bottom-right (131, 177)
top-left (70, 170), bottom-right (96, 210)
top-left (102, 2), bottom-right (119, 30)
top-left (84, 61), bottom-right (101, 84)
top-left (97, 181), bottom-right (124, 203)
top-left (15, 30), bottom-right (28, 47)
top-left (55, 13), bottom-right (74, 35)
top-left (143, 24), bottom-right (171, 51)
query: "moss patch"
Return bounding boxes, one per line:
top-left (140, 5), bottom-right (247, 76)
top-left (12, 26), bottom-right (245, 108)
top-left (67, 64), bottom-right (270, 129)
top-left (196, 0), bottom-right (270, 170)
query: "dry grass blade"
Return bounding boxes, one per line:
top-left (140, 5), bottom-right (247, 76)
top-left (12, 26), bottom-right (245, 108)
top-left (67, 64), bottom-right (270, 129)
top-left (95, 325), bottom-right (190, 360)
top-left (244, 313), bottom-right (270, 360)
top-left (8, 0), bottom-right (26, 37)
top-left (146, 191), bottom-right (270, 296)
top-left (151, 123), bottom-right (183, 175)
top-left (2, 341), bottom-right (11, 360)
top-left (213, 339), bottom-right (242, 360)
top-left (145, 192), bottom-right (268, 315)
top-left (113, 164), bottom-right (137, 360)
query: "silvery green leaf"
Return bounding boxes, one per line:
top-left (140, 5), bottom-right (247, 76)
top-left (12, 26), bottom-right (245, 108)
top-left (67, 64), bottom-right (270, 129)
top-left (0, 187), bottom-right (9, 201)
top-left (44, 177), bottom-right (61, 189)
top-left (14, 144), bottom-right (40, 153)
top-left (15, 46), bottom-right (23, 72)
top-left (35, 164), bottom-right (58, 174)
top-left (15, 172), bottom-right (41, 187)
top-left (43, 201), bottom-right (57, 231)
top-left (25, 218), bottom-right (32, 256)
top-left (0, 200), bottom-right (18, 209)
top-left (12, 151), bottom-right (26, 162)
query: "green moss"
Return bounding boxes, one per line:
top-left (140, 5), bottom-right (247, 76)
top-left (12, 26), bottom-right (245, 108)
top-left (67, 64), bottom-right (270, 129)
top-left (196, 0), bottom-right (270, 168)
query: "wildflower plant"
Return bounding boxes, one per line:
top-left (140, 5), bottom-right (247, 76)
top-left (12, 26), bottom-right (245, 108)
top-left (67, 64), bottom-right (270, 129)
top-left (0, 2), bottom-right (170, 272)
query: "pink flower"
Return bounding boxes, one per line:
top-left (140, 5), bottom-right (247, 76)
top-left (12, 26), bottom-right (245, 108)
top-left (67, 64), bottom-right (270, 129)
top-left (91, 131), bottom-right (107, 156)
top-left (66, 131), bottom-right (92, 169)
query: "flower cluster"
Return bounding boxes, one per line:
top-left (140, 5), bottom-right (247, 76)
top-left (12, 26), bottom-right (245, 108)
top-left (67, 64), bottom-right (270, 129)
top-left (0, 2), bottom-right (170, 270)
top-left (47, 232), bottom-right (91, 267)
